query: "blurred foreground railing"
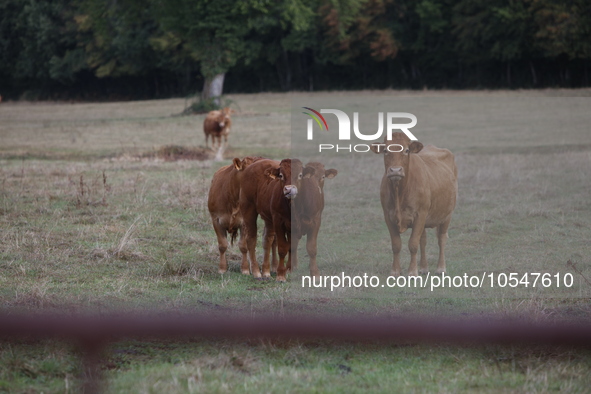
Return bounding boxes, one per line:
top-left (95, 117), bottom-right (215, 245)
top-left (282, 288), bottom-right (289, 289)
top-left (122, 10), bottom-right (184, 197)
top-left (1, 314), bottom-right (591, 393)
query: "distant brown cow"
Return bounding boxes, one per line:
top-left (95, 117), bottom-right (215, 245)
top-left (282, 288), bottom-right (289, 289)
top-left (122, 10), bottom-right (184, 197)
top-left (203, 107), bottom-right (233, 150)
top-left (371, 132), bottom-right (458, 276)
top-left (292, 162), bottom-right (338, 277)
top-left (239, 158), bottom-right (313, 281)
top-left (208, 156), bottom-right (262, 274)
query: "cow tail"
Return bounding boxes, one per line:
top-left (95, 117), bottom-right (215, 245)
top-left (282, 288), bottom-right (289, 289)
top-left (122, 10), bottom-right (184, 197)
top-left (230, 228), bottom-right (238, 247)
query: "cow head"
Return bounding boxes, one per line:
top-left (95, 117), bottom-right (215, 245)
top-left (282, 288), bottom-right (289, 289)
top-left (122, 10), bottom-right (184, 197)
top-left (216, 109), bottom-right (232, 129)
top-left (371, 132), bottom-right (423, 183)
top-left (304, 162), bottom-right (338, 193)
top-left (214, 108), bottom-right (230, 129)
top-left (265, 159), bottom-right (313, 199)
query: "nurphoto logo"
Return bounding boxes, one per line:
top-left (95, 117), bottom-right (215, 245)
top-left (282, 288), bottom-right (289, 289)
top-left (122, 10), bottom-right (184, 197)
top-left (302, 107), bottom-right (418, 153)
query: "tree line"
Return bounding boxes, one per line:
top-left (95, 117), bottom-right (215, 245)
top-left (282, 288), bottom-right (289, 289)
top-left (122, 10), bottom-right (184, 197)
top-left (1, 0), bottom-right (590, 101)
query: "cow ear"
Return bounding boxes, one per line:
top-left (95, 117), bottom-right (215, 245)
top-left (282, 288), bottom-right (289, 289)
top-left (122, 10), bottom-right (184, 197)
top-left (409, 141), bottom-right (423, 153)
top-left (303, 166), bottom-right (315, 179)
top-left (370, 143), bottom-right (383, 154)
top-left (232, 158), bottom-right (242, 170)
top-left (264, 167), bottom-right (280, 179)
top-left (325, 169), bottom-right (338, 179)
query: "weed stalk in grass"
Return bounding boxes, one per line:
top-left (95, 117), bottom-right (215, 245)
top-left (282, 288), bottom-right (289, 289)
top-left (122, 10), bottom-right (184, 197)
top-left (567, 260), bottom-right (591, 287)
top-left (70, 172), bottom-right (110, 208)
top-left (112, 216), bottom-right (142, 259)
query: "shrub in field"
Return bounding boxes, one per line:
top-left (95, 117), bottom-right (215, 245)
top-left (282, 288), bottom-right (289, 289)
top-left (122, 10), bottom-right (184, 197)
top-left (181, 96), bottom-right (237, 115)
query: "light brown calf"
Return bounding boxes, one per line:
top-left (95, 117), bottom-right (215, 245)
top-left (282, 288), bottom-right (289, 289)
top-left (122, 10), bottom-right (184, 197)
top-left (203, 107), bottom-right (233, 150)
top-left (292, 162), bottom-right (338, 277)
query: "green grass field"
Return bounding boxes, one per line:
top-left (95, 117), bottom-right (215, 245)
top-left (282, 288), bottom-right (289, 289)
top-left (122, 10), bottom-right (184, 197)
top-left (1, 91), bottom-right (590, 392)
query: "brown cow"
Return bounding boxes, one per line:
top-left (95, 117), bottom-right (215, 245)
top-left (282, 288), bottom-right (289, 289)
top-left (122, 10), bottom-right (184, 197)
top-left (208, 156), bottom-right (262, 274)
top-left (203, 107), bottom-right (233, 150)
top-left (371, 132), bottom-right (458, 277)
top-left (292, 162), bottom-right (338, 277)
top-left (239, 158), bottom-right (313, 281)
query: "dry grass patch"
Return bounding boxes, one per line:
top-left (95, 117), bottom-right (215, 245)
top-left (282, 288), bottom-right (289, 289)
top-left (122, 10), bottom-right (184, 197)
top-left (139, 145), bottom-right (212, 162)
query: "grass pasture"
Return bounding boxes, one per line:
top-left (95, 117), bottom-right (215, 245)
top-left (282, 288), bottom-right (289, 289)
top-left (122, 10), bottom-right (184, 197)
top-left (1, 91), bottom-right (591, 392)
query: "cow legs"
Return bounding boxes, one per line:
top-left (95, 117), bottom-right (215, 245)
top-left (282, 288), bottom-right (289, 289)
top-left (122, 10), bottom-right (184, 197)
top-left (386, 225), bottom-right (402, 277)
top-left (241, 208), bottom-right (261, 278)
top-left (275, 229), bottom-right (289, 282)
top-left (288, 239), bottom-right (297, 273)
top-left (212, 218), bottom-right (229, 274)
top-left (407, 218), bottom-right (426, 277)
top-left (286, 234), bottom-right (292, 276)
top-left (306, 228), bottom-right (320, 277)
top-left (238, 229), bottom-right (250, 275)
top-left (286, 245), bottom-right (298, 272)
top-left (290, 227), bottom-right (306, 272)
top-left (271, 236), bottom-right (278, 273)
top-left (436, 220), bottom-right (450, 274)
top-left (418, 229), bottom-right (428, 275)
top-left (204, 134), bottom-right (209, 149)
top-left (261, 225), bottom-right (275, 278)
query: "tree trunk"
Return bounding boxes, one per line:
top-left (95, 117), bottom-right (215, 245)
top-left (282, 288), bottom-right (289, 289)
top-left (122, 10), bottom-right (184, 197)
top-left (278, 50), bottom-right (291, 91)
top-left (529, 61), bottom-right (537, 86)
top-left (283, 50), bottom-right (292, 91)
top-left (276, 62), bottom-right (285, 91)
top-left (506, 62), bottom-right (511, 87)
top-left (201, 73), bottom-right (225, 105)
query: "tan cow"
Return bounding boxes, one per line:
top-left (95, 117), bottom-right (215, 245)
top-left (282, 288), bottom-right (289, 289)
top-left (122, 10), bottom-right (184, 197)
top-left (208, 156), bottom-right (262, 274)
top-left (292, 162), bottom-right (338, 277)
top-left (239, 158), bottom-right (313, 281)
top-left (203, 107), bottom-right (233, 150)
top-left (371, 132), bottom-right (458, 276)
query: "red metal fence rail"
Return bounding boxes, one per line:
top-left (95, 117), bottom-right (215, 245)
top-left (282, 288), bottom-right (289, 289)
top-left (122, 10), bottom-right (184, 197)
top-left (1, 314), bottom-right (590, 393)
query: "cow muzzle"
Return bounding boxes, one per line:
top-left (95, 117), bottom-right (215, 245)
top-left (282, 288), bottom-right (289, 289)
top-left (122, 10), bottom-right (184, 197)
top-left (219, 122), bottom-right (225, 128)
top-left (283, 185), bottom-right (298, 199)
top-left (387, 167), bottom-right (405, 181)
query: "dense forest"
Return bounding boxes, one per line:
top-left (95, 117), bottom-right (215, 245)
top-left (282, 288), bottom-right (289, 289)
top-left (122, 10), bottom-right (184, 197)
top-left (1, 0), bottom-right (590, 101)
